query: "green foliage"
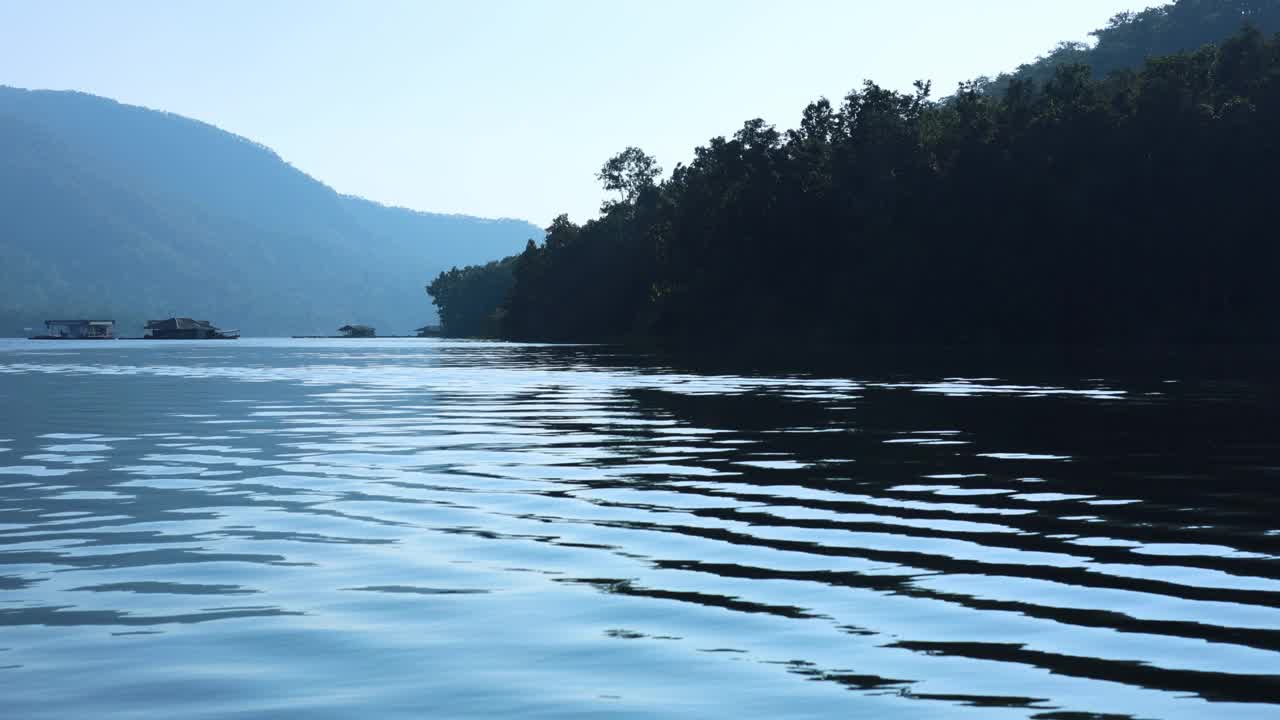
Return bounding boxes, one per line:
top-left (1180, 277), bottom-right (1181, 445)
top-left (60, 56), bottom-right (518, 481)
top-left (597, 147), bottom-right (662, 207)
top-left (426, 256), bottom-right (518, 337)
top-left (977, 0), bottom-right (1280, 96)
top-left (434, 17), bottom-right (1280, 346)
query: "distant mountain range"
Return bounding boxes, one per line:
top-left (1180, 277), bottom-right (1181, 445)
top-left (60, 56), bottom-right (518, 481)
top-left (0, 86), bottom-right (541, 336)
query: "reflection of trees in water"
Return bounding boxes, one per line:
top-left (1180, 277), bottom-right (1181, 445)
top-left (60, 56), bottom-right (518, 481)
top-left (3, 342), bottom-right (1280, 712)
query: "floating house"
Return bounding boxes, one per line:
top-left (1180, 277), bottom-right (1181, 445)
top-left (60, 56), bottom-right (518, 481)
top-left (31, 319), bottom-right (116, 339)
top-left (338, 324), bottom-right (376, 338)
top-left (144, 318), bottom-right (239, 340)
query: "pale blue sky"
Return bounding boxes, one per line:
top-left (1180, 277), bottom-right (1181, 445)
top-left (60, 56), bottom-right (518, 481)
top-left (0, 1), bottom-right (1142, 225)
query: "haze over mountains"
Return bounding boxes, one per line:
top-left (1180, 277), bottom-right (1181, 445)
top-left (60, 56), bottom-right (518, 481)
top-left (0, 86), bottom-right (540, 336)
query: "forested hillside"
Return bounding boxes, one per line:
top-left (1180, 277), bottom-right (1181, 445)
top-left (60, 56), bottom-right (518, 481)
top-left (976, 0), bottom-right (1280, 95)
top-left (0, 86), bottom-right (539, 336)
top-left (428, 1), bottom-right (1280, 345)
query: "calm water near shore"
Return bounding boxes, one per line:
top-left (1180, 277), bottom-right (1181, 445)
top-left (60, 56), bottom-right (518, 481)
top-left (1, 338), bottom-right (1277, 719)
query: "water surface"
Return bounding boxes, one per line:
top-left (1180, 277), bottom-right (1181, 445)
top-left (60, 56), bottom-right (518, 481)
top-left (1, 338), bottom-right (1277, 718)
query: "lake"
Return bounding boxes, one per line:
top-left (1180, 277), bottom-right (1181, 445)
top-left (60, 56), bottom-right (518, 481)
top-left (1, 338), bottom-right (1277, 718)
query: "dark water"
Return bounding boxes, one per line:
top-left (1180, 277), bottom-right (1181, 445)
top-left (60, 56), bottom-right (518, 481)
top-left (1, 338), bottom-right (1277, 719)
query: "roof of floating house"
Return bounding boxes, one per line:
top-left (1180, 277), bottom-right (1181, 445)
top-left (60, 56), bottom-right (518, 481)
top-left (146, 318), bottom-right (216, 330)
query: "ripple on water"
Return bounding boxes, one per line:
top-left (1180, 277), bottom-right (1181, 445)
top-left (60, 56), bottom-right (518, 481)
top-left (0, 340), bottom-right (1277, 719)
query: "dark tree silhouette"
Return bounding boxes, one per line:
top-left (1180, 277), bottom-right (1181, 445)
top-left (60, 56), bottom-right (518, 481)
top-left (427, 1), bottom-right (1280, 347)
top-left (597, 147), bottom-right (663, 207)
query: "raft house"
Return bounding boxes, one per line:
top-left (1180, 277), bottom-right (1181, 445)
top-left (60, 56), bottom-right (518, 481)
top-left (143, 318), bottom-right (239, 340)
top-left (30, 319), bottom-right (116, 340)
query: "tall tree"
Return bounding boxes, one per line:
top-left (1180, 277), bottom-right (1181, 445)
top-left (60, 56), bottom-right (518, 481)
top-left (596, 147), bottom-right (662, 207)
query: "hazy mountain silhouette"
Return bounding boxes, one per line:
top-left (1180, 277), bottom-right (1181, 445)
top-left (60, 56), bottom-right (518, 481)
top-left (0, 86), bottom-right (540, 336)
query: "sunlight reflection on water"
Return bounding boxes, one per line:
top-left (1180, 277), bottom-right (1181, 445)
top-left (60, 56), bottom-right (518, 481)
top-left (0, 338), bottom-right (1277, 719)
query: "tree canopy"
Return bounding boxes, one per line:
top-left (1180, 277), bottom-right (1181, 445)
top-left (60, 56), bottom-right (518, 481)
top-left (427, 2), bottom-right (1280, 347)
top-left (597, 147), bottom-right (663, 208)
top-left (426, 256), bottom-right (518, 337)
top-left (976, 0), bottom-right (1280, 95)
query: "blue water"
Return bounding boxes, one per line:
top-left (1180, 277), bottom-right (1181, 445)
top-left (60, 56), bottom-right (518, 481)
top-left (0, 338), bottom-right (1277, 718)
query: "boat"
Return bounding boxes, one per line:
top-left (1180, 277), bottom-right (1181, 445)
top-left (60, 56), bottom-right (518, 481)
top-left (29, 319), bottom-right (116, 339)
top-left (143, 318), bottom-right (239, 339)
